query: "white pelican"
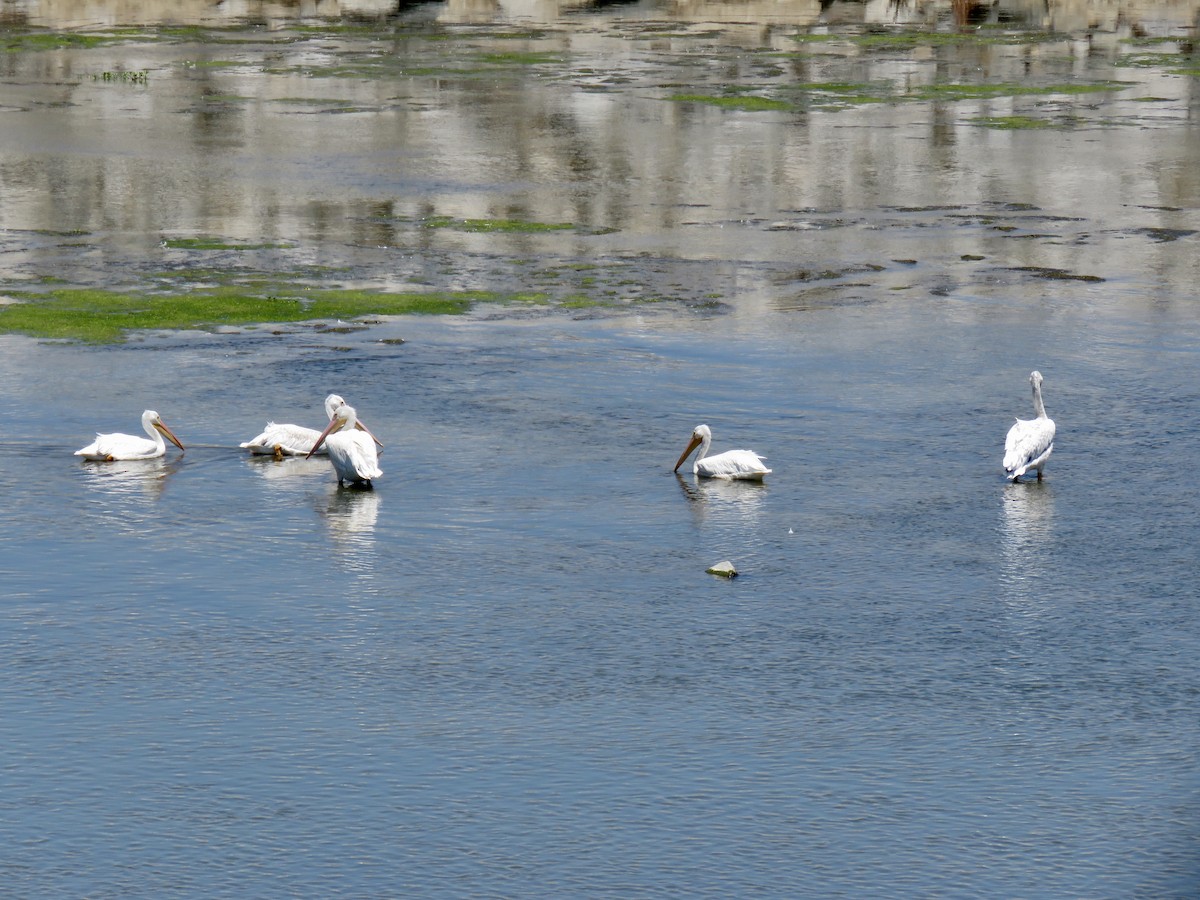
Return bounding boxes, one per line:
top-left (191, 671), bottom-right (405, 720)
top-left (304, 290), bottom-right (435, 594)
top-left (1003, 370), bottom-right (1056, 482)
top-left (673, 424), bottom-right (771, 481)
top-left (75, 410), bottom-right (186, 461)
top-left (307, 404), bottom-right (382, 487)
top-left (240, 394), bottom-right (381, 458)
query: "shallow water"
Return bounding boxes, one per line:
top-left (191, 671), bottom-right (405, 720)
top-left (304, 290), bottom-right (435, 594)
top-left (4, 300), bottom-right (1200, 896)
top-left (3, 2), bottom-right (1200, 897)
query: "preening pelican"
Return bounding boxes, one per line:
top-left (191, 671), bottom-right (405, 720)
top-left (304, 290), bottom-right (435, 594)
top-left (674, 424), bottom-right (771, 481)
top-left (75, 410), bottom-right (186, 461)
top-left (307, 404), bottom-right (382, 487)
top-left (1003, 370), bottom-right (1056, 482)
top-left (240, 394), bottom-right (381, 458)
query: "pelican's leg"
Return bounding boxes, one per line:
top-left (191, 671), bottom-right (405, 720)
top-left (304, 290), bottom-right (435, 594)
top-left (273, 444), bottom-right (284, 460)
top-left (1036, 468), bottom-right (1044, 482)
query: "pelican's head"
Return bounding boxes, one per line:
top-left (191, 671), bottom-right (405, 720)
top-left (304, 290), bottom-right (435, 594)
top-left (143, 410), bottom-right (186, 452)
top-left (322, 394), bottom-right (382, 449)
top-left (324, 394), bottom-right (347, 420)
top-left (1030, 371), bottom-right (1043, 387)
top-left (673, 424), bottom-right (711, 472)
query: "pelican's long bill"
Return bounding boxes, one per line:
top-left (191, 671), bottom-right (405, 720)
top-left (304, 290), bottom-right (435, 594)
top-left (306, 415), bottom-right (344, 459)
top-left (673, 433), bottom-right (704, 473)
top-left (153, 419), bottom-right (186, 453)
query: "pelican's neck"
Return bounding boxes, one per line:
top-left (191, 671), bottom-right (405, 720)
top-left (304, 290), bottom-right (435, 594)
top-left (694, 431), bottom-right (712, 463)
top-left (1031, 381), bottom-right (1048, 419)
top-left (142, 415), bottom-right (165, 451)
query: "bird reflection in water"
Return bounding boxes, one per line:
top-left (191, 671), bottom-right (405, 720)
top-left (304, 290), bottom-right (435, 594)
top-left (998, 480), bottom-right (1056, 610)
top-left (675, 472), bottom-right (767, 528)
top-left (77, 455), bottom-right (182, 502)
top-left (319, 487), bottom-right (381, 576)
top-left (243, 453), bottom-right (331, 482)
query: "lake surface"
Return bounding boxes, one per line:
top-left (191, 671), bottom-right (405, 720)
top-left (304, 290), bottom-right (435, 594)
top-left (2, 2), bottom-right (1200, 897)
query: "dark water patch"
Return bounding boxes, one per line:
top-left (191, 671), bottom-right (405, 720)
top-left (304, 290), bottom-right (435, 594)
top-left (917, 80), bottom-right (1128, 103)
top-left (887, 205), bottom-right (969, 213)
top-left (970, 114), bottom-right (1061, 129)
top-left (420, 216), bottom-right (576, 235)
top-left (1127, 227), bottom-right (1197, 242)
top-left (1006, 266), bottom-right (1106, 282)
top-left (161, 236), bottom-right (296, 251)
top-left (777, 263), bottom-right (886, 284)
top-left (668, 93), bottom-right (792, 112)
top-left (775, 284), bottom-right (880, 311)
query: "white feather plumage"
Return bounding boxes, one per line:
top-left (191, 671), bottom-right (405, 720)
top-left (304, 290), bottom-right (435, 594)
top-left (674, 424), bottom-right (771, 481)
top-left (75, 410), bottom-right (186, 461)
top-left (308, 405), bottom-right (382, 486)
top-left (1003, 371), bottom-right (1056, 482)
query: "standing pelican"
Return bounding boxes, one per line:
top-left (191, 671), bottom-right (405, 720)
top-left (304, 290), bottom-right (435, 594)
top-left (307, 404), bottom-right (382, 487)
top-left (1003, 370), bottom-right (1056, 482)
top-left (674, 424), bottom-right (771, 481)
top-left (240, 394), bottom-right (381, 458)
top-left (75, 410), bottom-right (186, 461)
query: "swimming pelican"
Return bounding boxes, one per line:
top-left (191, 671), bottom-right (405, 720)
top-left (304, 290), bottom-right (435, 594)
top-left (673, 424), bottom-right (771, 481)
top-left (240, 394), bottom-right (381, 458)
top-left (307, 404), bottom-right (382, 487)
top-left (1003, 370), bottom-right (1056, 482)
top-left (75, 410), bottom-right (186, 461)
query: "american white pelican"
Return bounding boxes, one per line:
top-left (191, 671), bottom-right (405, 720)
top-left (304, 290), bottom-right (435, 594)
top-left (307, 404), bottom-right (382, 487)
top-left (674, 424), bottom-right (771, 481)
top-left (75, 410), bottom-right (186, 461)
top-left (240, 394), bottom-right (381, 458)
top-left (1003, 370), bottom-right (1056, 482)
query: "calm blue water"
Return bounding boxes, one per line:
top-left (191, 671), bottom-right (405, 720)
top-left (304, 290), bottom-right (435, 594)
top-left (2, 283), bottom-right (1199, 897)
top-left (3, 6), bottom-right (1200, 896)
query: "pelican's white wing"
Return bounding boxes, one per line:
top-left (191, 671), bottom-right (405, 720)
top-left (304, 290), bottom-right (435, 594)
top-left (695, 449), bottom-right (771, 481)
top-left (240, 422), bottom-right (328, 456)
top-left (1003, 417), bottom-right (1055, 480)
top-left (76, 432), bottom-right (161, 461)
top-left (328, 431), bottom-right (382, 484)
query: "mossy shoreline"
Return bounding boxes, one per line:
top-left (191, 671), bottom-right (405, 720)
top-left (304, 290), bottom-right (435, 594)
top-left (0, 287), bottom-right (517, 343)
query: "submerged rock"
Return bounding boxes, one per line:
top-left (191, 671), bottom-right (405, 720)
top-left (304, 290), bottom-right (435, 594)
top-left (706, 560), bottom-right (738, 578)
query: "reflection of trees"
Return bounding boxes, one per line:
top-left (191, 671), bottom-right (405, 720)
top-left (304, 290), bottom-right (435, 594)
top-left (3, 0), bottom-right (1198, 303)
top-left (5, 1), bottom-right (406, 28)
top-left (10, 0), bottom-right (1200, 27)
